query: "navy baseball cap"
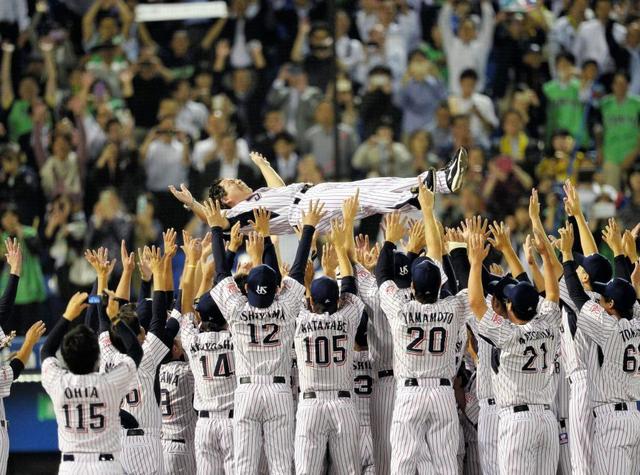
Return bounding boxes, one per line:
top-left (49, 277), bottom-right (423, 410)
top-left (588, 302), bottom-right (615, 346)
top-left (592, 278), bottom-right (636, 316)
top-left (411, 260), bottom-right (442, 297)
top-left (393, 252), bottom-right (412, 289)
top-left (246, 264), bottom-right (278, 308)
top-left (504, 281), bottom-right (539, 320)
top-left (310, 277), bottom-right (339, 309)
top-left (194, 292), bottom-right (224, 323)
top-left (574, 252), bottom-right (612, 284)
top-left (487, 275), bottom-right (518, 302)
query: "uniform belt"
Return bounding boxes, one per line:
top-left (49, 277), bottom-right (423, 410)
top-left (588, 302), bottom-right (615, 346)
top-left (62, 453), bottom-right (114, 462)
top-left (404, 378), bottom-right (451, 387)
top-left (199, 410), bottom-right (234, 419)
top-left (512, 404), bottom-right (550, 413)
top-left (487, 398), bottom-right (496, 406)
top-left (303, 391), bottom-right (350, 399)
top-left (170, 439), bottom-right (186, 444)
top-left (126, 428), bottom-right (145, 436)
top-left (0, 420), bottom-right (7, 428)
top-left (593, 401), bottom-right (640, 418)
top-left (378, 370), bottom-right (394, 378)
top-left (239, 376), bottom-right (286, 384)
top-left (292, 184), bottom-right (313, 205)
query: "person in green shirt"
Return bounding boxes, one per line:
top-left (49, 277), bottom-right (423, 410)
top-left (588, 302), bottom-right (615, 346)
top-left (597, 72), bottom-right (640, 190)
top-left (543, 53), bottom-right (585, 146)
top-left (0, 205), bottom-right (46, 335)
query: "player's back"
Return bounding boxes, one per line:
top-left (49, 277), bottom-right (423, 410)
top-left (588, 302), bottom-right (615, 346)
top-left (352, 350), bottom-right (373, 425)
top-left (160, 360), bottom-right (197, 441)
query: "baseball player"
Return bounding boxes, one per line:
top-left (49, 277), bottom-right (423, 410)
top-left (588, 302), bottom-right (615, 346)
top-left (467, 231), bottom-right (562, 475)
top-left (293, 219), bottom-right (365, 474)
top-left (41, 292), bottom-right (142, 474)
top-left (377, 183), bottom-right (470, 474)
top-left (207, 198), bottom-right (319, 474)
top-left (352, 344), bottom-right (375, 475)
top-left (159, 336), bottom-right (197, 474)
top-left (169, 148), bottom-right (467, 235)
top-left (560, 224), bottom-right (640, 474)
top-left (172, 234), bottom-right (237, 474)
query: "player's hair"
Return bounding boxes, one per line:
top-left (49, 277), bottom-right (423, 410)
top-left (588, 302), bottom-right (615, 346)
top-left (234, 273), bottom-right (249, 296)
top-left (413, 291), bottom-right (438, 305)
top-left (313, 301), bottom-right (338, 315)
top-left (109, 305), bottom-right (142, 354)
top-left (208, 179), bottom-right (229, 209)
top-left (61, 325), bottom-right (100, 375)
top-left (200, 320), bottom-right (228, 332)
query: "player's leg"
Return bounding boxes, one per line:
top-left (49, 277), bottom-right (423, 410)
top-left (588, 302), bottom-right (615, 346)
top-left (592, 409), bottom-right (639, 475)
top-left (537, 410), bottom-right (561, 475)
top-left (370, 377), bottom-right (395, 475)
top-left (162, 439), bottom-right (190, 475)
top-left (263, 383), bottom-right (295, 475)
top-left (477, 401), bottom-right (499, 475)
top-left (233, 385), bottom-right (264, 475)
top-left (424, 387), bottom-right (460, 475)
top-left (361, 424), bottom-right (376, 475)
top-left (195, 418), bottom-right (219, 475)
top-left (120, 432), bottom-right (165, 475)
top-left (327, 399), bottom-right (359, 475)
top-left (294, 399), bottom-right (328, 475)
top-left (567, 373), bottom-right (593, 475)
top-left (0, 423), bottom-right (8, 475)
top-left (390, 386), bottom-right (429, 474)
top-left (462, 417), bottom-right (481, 475)
top-left (219, 419), bottom-right (235, 475)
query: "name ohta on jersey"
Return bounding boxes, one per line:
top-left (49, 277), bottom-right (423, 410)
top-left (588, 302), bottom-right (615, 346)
top-left (190, 340), bottom-right (233, 352)
top-left (519, 328), bottom-right (555, 342)
top-left (299, 320), bottom-right (347, 333)
top-left (64, 386), bottom-right (99, 399)
top-left (620, 327), bottom-right (640, 342)
top-left (159, 371), bottom-right (180, 386)
top-left (402, 311), bottom-right (454, 325)
top-left (240, 309), bottom-right (284, 321)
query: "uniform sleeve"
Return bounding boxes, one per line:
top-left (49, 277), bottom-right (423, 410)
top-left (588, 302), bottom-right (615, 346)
top-left (558, 277), bottom-right (579, 314)
top-left (98, 331), bottom-right (120, 363)
top-left (41, 357), bottom-right (66, 394)
top-left (477, 308), bottom-right (515, 348)
top-left (354, 264), bottom-right (380, 310)
top-left (172, 309), bottom-right (197, 351)
top-left (577, 300), bottom-right (616, 346)
top-left (104, 357), bottom-right (138, 396)
top-left (379, 281), bottom-right (405, 321)
top-left (453, 289), bottom-right (471, 325)
top-left (278, 276), bottom-right (306, 317)
top-left (210, 276), bottom-right (246, 321)
top-left (0, 365), bottom-right (14, 398)
top-left (537, 300), bottom-right (562, 328)
top-left (139, 333), bottom-right (169, 375)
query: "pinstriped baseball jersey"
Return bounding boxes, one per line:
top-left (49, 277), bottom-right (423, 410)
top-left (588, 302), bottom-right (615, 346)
top-left (100, 332), bottom-right (169, 429)
top-left (477, 300), bottom-right (561, 406)
top-left (467, 297), bottom-right (496, 400)
top-left (379, 283), bottom-right (470, 379)
top-left (0, 366), bottom-right (13, 400)
top-left (353, 351), bottom-right (373, 425)
top-left (294, 293), bottom-right (364, 392)
top-left (159, 361), bottom-right (197, 441)
top-left (42, 355), bottom-right (137, 452)
top-left (173, 312), bottom-right (236, 411)
top-left (455, 323), bottom-right (468, 372)
top-left (354, 264), bottom-right (411, 373)
top-left (211, 275), bottom-right (306, 378)
top-left (578, 301), bottom-right (640, 403)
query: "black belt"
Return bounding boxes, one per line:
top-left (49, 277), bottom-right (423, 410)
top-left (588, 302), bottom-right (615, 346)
top-left (0, 420), bottom-right (7, 428)
top-left (62, 454), bottom-right (114, 462)
top-left (378, 370), bottom-right (394, 378)
top-left (198, 410), bottom-right (234, 418)
top-left (303, 391), bottom-right (350, 399)
top-left (404, 378), bottom-right (451, 387)
top-left (170, 439), bottom-right (186, 444)
top-left (126, 428), bottom-right (145, 436)
top-left (239, 376), bottom-right (286, 384)
top-left (513, 404), bottom-right (550, 413)
top-left (487, 398), bottom-right (496, 406)
top-left (615, 402), bottom-right (629, 411)
top-left (292, 184), bottom-right (313, 205)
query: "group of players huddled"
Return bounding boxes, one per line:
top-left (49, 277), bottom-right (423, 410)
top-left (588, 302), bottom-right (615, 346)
top-left (1, 171), bottom-right (640, 475)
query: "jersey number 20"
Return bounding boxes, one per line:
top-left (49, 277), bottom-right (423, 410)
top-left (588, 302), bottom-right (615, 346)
top-left (406, 327), bottom-right (447, 355)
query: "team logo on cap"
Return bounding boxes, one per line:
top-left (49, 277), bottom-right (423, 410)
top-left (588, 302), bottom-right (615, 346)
top-left (398, 265), bottom-right (408, 276)
top-left (256, 285), bottom-right (268, 295)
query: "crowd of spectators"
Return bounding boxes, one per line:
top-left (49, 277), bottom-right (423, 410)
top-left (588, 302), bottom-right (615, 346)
top-left (1, 0), bottom-right (640, 334)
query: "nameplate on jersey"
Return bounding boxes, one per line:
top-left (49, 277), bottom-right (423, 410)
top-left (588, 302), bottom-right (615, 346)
top-left (299, 320), bottom-right (347, 333)
top-left (402, 311), bottom-right (453, 325)
top-left (240, 309), bottom-right (284, 321)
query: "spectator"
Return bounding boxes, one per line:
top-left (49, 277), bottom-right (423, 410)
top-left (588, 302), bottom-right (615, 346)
top-left (253, 109), bottom-right (287, 162)
top-left (296, 154), bottom-right (324, 185)
top-left (335, 10), bottom-right (365, 80)
top-left (84, 41), bottom-right (129, 98)
top-left (171, 79), bottom-right (209, 140)
top-left (81, 0), bottom-right (132, 52)
top-left (548, 0), bottom-right (589, 77)
top-left (356, 0), bottom-right (379, 42)
top-left (357, 21), bottom-right (406, 87)
top-left (448, 69), bottom-right (499, 149)
top-left (132, 192), bottom-right (162, 252)
top-left (618, 166), bottom-right (640, 229)
top-left (495, 109), bottom-right (540, 176)
top-left (302, 100), bottom-right (359, 179)
top-left (407, 129), bottom-right (441, 173)
top-left (428, 102), bottom-right (454, 157)
top-left (360, 66), bottom-right (402, 139)
top-left (352, 120), bottom-right (413, 177)
top-left (466, 146), bottom-right (487, 188)
top-left (536, 129), bottom-right (586, 183)
top-left (482, 155), bottom-right (533, 219)
top-left (271, 132), bottom-right (300, 184)
top-left (626, 20), bottom-right (640, 96)
top-left (399, 49), bottom-right (448, 135)
top-left (0, 143), bottom-right (41, 224)
top-left (159, 30), bottom-right (196, 80)
top-left (438, 0), bottom-right (495, 94)
top-left (291, 20), bottom-right (334, 92)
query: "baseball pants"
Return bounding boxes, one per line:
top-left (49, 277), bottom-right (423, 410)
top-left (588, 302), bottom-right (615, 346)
top-left (457, 420), bottom-right (465, 475)
top-left (390, 381), bottom-right (459, 475)
top-left (497, 405), bottom-right (559, 475)
top-left (120, 429), bottom-right (164, 475)
top-left (591, 403), bottom-right (640, 475)
top-left (370, 375), bottom-right (395, 475)
top-left (359, 425), bottom-right (375, 475)
top-left (195, 414), bottom-right (234, 475)
top-left (294, 392), bottom-right (359, 475)
top-left (461, 415), bottom-right (480, 475)
top-left (233, 378), bottom-right (294, 475)
top-left (0, 424), bottom-right (7, 475)
top-left (162, 438), bottom-right (196, 475)
top-left (567, 371), bottom-right (592, 475)
top-left (477, 399), bottom-right (499, 475)
top-left (58, 452), bottom-right (123, 475)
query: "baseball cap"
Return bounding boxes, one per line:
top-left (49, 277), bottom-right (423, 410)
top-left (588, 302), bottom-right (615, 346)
top-left (194, 292), bottom-right (224, 323)
top-left (574, 252), bottom-right (612, 284)
top-left (504, 281), bottom-right (539, 321)
top-left (246, 264), bottom-right (278, 308)
top-left (393, 252), bottom-right (412, 289)
top-left (487, 275), bottom-right (518, 302)
top-left (310, 277), bottom-right (339, 310)
top-left (411, 259), bottom-right (442, 297)
top-left (591, 278), bottom-right (636, 316)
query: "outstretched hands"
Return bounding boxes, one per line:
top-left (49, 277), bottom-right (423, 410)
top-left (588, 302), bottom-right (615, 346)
top-left (202, 199), bottom-right (228, 228)
top-left (4, 237), bottom-right (22, 276)
top-left (300, 200), bottom-right (326, 228)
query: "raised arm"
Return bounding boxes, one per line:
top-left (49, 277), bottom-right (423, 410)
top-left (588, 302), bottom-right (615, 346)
top-left (478, 0), bottom-right (496, 51)
top-left (468, 235), bottom-right (491, 319)
top-left (82, 0), bottom-right (102, 43)
top-left (602, 218), bottom-right (629, 279)
top-left (437, 0), bottom-right (455, 52)
top-left (170, 184), bottom-right (227, 228)
top-left (115, 241), bottom-right (135, 302)
top-left (559, 224), bottom-right (590, 312)
top-left (532, 231), bottom-right (559, 303)
top-left (418, 181), bottom-right (442, 263)
top-left (290, 202), bottom-right (325, 285)
top-left (105, 290), bottom-right (143, 367)
top-left (1, 44), bottom-right (15, 109)
top-left (376, 212), bottom-right (405, 286)
top-left (12, 321), bottom-right (46, 379)
top-left (564, 180), bottom-right (598, 256)
top-left (41, 292), bottom-right (88, 359)
top-left (181, 232), bottom-right (203, 315)
top-left (251, 151), bottom-right (285, 188)
top-left (341, 189), bottom-right (359, 259)
top-left (523, 235), bottom-right (545, 292)
top-left (488, 221), bottom-right (525, 277)
top-left (0, 238), bottom-right (21, 328)
top-left (41, 40), bottom-right (57, 107)
top-left (202, 198), bottom-right (233, 282)
top-left (250, 207), bottom-right (282, 283)
top-left (529, 189), bottom-right (563, 279)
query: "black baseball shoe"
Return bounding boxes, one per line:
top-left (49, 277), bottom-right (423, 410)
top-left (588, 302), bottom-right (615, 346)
top-left (441, 147), bottom-right (468, 193)
top-left (404, 169), bottom-right (436, 210)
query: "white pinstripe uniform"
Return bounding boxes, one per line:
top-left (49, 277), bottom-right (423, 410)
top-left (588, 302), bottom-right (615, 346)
top-left (172, 311), bottom-right (236, 475)
top-left (211, 275), bottom-right (306, 475)
top-left (461, 368), bottom-right (481, 475)
top-left (290, 344), bottom-right (300, 412)
top-left (558, 279), bottom-right (595, 475)
top-left (42, 354), bottom-right (137, 474)
top-left (466, 299), bottom-right (499, 475)
top-left (477, 300), bottom-right (562, 475)
top-left (577, 300), bottom-right (640, 474)
top-left (159, 360), bottom-right (197, 474)
top-left (226, 171), bottom-right (452, 235)
top-left (100, 332), bottom-right (169, 475)
top-left (352, 350), bottom-right (375, 475)
top-left (379, 283), bottom-right (470, 474)
top-left (354, 264), bottom-right (411, 475)
top-left (0, 362), bottom-right (14, 475)
top-left (293, 292), bottom-right (364, 475)
top-left (550, 353), bottom-right (571, 475)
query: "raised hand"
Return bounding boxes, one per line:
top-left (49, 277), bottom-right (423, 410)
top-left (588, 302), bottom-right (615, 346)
top-left (249, 207), bottom-right (271, 237)
top-left (532, 230), bottom-right (550, 257)
top-left (169, 183), bottom-right (195, 207)
top-left (24, 320), bottom-right (46, 345)
top-left (487, 221), bottom-right (511, 253)
top-left (405, 220), bottom-right (425, 254)
top-left (602, 218), bottom-right (623, 256)
top-left (461, 216), bottom-right (488, 243)
top-left (63, 292), bottom-right (89, 321)
top-left (249, 151), bottom-right (270, 168)
top-left (120, 240), bottom-right (135, 274)
top-left (489, 263), bottom-right (505, 276)
top-left (330, 219), bottom-right (349, 249)
top-left (148, 246), bottom-right (163, 275)
top-left (4, 237), bottom-right (22, 276)
top-left (563, 179), bottom-right (580, 217)
top-left (322, 243), bottom-right (338, 278)
top-left (445, 227), bottom-right (465, 245)
top-left (138, 247), bottom-right (152, 282)
top-left (623, 230), bottom-right (638, 261)
top-left (300, 200), bottom-right (326, 228)
top-left (417, 180), bottom-right (434, 211)
top-left (631, 260), bottom-right (640, 293)
top-left (383, 212), bottom-right (406, 244)
top-left (529, 188), bottom-right (541, 220)
top-left (468, 234), bottom-right (490, 267)
top-left (103, 289), bottom-right (120, 321)
top-left (304, 260), bottom-right (314, 290)
top-left (558, 223), bottom-right (574, 260)
top-left (523, 234), bottom-right (536, 266)
top-left (246, 232), bottom-right (264, 266)
top-left (280, 262), bottom-right (291, 278)
top-left (163, 228), bottom-right (177, 256)
top-left (202, 199), bottom-right (228, 228)
top-left (228, 222), bottom-right (243, 252)
top-left (342, 189), bottom-right (360, 224)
